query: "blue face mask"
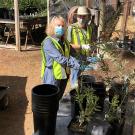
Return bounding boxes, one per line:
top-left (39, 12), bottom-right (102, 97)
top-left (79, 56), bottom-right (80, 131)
top-left (54, 26), bottom-right (64, 37)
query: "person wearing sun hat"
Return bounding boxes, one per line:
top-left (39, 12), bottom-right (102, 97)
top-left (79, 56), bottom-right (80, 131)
top-left (67, 6), bottom-right (98, 89)
top-left (67, 6), bottom-right (92, 53)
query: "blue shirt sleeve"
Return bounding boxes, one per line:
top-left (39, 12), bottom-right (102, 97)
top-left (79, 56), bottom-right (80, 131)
top-left (43, 38), bottom-right (80, 69)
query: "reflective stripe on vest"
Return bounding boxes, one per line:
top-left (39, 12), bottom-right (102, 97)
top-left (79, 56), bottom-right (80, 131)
top-left (41, 42), bottom-right (46, 78)
top-left (41, 36), bottom-right (70, 79)
top-left (71, 23), bottom-right (92, 55)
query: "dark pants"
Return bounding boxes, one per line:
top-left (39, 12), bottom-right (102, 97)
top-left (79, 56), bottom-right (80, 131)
top-left (57, 75), bottom-right (69, 99)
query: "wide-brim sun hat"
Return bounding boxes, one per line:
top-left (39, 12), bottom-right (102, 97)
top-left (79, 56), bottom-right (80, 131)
top-left (77, 6), bottom-right (90, 15)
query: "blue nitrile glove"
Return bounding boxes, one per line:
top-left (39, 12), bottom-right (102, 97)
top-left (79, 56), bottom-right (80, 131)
top-left (80, 65), bottom-right (85, 71)
top-left (80, 64), bottom-right (94, 71)
top-left (87, 56), bottom-right (99, 63)
top-left (70, 68), bottom-right (80, 89)
top-left (80, 65), bottom-right (89, 71)
top-left (84, 64), bottom-right (94, 71)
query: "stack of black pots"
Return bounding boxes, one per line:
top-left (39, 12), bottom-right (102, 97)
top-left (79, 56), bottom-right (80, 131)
top-left (32, 84), bottom-right (60, 135)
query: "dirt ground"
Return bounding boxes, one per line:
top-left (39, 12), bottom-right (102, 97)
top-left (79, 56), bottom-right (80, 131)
top-left (0, 48), bottom-right (41, 135)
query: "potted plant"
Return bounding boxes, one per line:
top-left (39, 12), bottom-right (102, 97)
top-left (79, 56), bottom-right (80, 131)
top-left (68, 73), bottom-right (115, 135)
top-left (68, 72), bottom-right (109, 133)
top-left (96, 41), bottom-right (135, 134)
top-left (68, 80), bottom-right (100, 134)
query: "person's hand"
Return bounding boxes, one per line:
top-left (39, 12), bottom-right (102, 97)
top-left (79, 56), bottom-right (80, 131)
top-left (87, 56), bottom-right (99, 63)
top-left (81, 44), bottom-right (91, 50)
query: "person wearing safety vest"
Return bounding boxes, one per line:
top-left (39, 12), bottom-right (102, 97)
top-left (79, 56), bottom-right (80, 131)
top-left (41, 16), bottom-right (82, 99)
top-left (67, 6), bottom-right (98, 89)
top-left (67, 6), bottom-right (93, 56)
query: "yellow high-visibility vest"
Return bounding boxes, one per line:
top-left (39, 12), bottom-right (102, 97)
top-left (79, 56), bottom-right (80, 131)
top-left (41, 36), bottom-right (70, 79)
top-left (71, 23), bottom-right (92, 55)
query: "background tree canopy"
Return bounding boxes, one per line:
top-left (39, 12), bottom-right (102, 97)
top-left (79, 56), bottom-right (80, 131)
top-left (0, 0), bottom-right (47, 11)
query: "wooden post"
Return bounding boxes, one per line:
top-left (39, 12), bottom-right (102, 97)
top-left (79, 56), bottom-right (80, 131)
top-left (98, 0), bottom-right (106, 40)
top-left (85, 0), bottom-right (92, 8)
top-left (14, 0), bottom-right (21, 51)
top-left (47, 0), bottom-right (49, 25)
top-left (120, 0), bottom-right (130, 40)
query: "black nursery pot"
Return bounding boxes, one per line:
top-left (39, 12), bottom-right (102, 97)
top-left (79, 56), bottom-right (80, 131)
top-left (79, 75), bottom-right (106, 111)
top-left (91, 82), bottom-right (106, 111)
top-left (109, 83), bottom-right (125, 103)
top-left (109, 119), bottom-right (124, 135)
top-left (32, 84), bottom-right (60, 135)
top-left (70, 89), bottom-right (83, 119)
top-left (85, 118), bottom-right (112, 135)
top-left (0, 86), bottom-right (9, 110)
top-left (109, 82), bottom-right (127, 117)
top-left (70, 89), bottom-right (88, 120)
top-left (68, 118), bottom-right (87, 135)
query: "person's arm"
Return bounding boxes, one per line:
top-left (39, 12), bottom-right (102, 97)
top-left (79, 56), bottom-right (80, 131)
top-left (43, 38), bottom-right (80, 69)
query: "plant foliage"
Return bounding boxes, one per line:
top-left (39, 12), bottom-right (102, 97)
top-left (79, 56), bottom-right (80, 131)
top-left (0, 0), bottom-right (47, 11)
top-left (75, 85), bottom-right (99, 126)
